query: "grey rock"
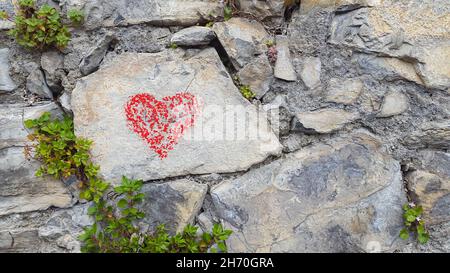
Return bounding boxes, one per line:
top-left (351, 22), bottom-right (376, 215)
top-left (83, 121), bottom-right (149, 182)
top-left (330, 1), bottom-right (450, 91)
top-left (0, 230), bottom-right (49, 253)
top-left (0, 48), bottom-right (16, 93)
top-left (0, 103), bottom-right (62, 149)
top-left (26, 69), bottom-right (54, 99)
top-left (406, 150), bottom-right (450, 225)
top-left (238, 0), bottom-right (285, 22)
top-left (403, 121), bottom-right (450, 149)
top-left (58, 92), bottom-right (72, 114)
top-left (274, 36), bottom-right (297, 82)
top-left (0, 103), bottom-right (71, 216)
top-left (23, 102), bottom-right (64, 123)
top-left (41, 51), bottom-right (65, 94)
top-left (0, 104), bottom-right (29, 149)
top-left (41, 51), bottom-right (64, 79)
top-left (197, 212), bottom-right (215, 233)
top-left (0, 147), bottom-right (73, 216)
top-left (63, 0), bottom-right (222, 30)
top-left (171, 26), bottom-right (216, 47)
top-left (292, 109), bottom-right (359, 134)
top-left (213, 18), bottom-right (270, 69)
top-left (212, 132), bottom-right (406, 252)
top-left (79, 34), bottom-right (115, 76)
top-left (0, 210), bottom-right (62, 253)
top-left (325, 78), bottom-right (363, 105)
top-left (263, 95), bottom-right (292, 137)
top-left (72, 48), bottom-right (282, 184)
top-left (138, 179), bottom-right (207, 234)
top-left (300, 57), bottom-right (321, 89)
top-left (354, 54), bottom-right (424, 85)
top-left (377, 90), bottom-right (409, 118)
top-left (0, 20), bottom-right (14, 30)
top-left (300, 0), bottom-right (380, 14)
top-left (38, 204), bottom-right (93, 252)
top-left (237, 54), bottom-right (274, 99)
top-left (414, 42), bottom-right (450, 92)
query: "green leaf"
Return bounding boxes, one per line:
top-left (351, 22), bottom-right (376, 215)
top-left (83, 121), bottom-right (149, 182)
top-left (117, 199), bottom-right (128, 209)
top-left (87, 205), bottom-right (97, 215)
top-left (405, 214), bottom-right (416, 223)
top-left (224, 6), bottom-right (233, 21)
top-left (417, 232), bottom-right (429, 244)
top-left (399, 228), bottom-right (410, 240)
top-left (217, 241), bottom-right (227, 252)
top-left (24, 119), bottom-right (36, 129)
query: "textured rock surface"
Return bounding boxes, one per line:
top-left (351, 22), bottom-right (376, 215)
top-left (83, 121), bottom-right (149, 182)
top-left (325, 78), bottom-right (363, 105)
top-left (0, 103), bottom-right (72, 217)
top-left (237, 54), bottom-right (273, 99)
top-left (213, 18), bottom-right (270, 69)
top-left (238, 0), bottom-right (284, 22)
top-left (377, 90), bottom-right (409, 118)
top-left (63, 0), bottom-right (222, 29)
top-left (0, 48), bottom-right (16, 93)
top-left (26, 69), bottom-right (53, 99)
top-left (0, 147), bottom-right (73, 216)
top-left (403, 122), bottom-right (450, 150)
top-left (139, 179), bottom-right (207, 234)
top-left (212, 132), bottom-right (406, 252)
top-left (292, 109), bottom-right (359, 134)
top-left (79, 34), bottom-right (115, 76)
top-left (72, 48), bottom-right (282, 184)
top-left (274, 36), bottom-right (297, 82)
top-left (41, 51), bottom-right (64, 94)
top-left (330, 0), bottom-right (450, 92)
top-left (406, 151), bottom-right (450, 225)
top-left (300, 57), bottom-right (321, 89)
top-left (171, 26), bottom-right (216, 47)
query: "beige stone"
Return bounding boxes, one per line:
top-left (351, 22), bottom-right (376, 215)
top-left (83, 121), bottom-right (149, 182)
top-left (325, 78), bottom-right (363, 105)
top-left (293, 109), bottom-right (359, 133)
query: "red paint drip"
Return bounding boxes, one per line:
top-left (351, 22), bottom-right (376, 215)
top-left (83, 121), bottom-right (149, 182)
top-left (125, 92), bottom-right (200, 159)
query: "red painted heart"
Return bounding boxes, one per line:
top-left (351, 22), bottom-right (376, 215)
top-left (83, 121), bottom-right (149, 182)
top-left (125, 92), bottom-right (200, 159)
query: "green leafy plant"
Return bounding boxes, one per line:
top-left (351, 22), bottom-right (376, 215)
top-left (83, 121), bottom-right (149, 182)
top-left (265, 40), bottom-right (275, 48)
top-left (224, 6), bottom-right (233, 21)
top-left (25, 112), bottom-right (232, 253)
top-left (24, 112), bottom-right (108, 201)
top-left (205, 21), bottom-right (214, 28)
top-left (239, 85), bottom-right (256, 101)
top-left (399, 203), bottom-right (430, 244)
top-left (6, 0), bottom-right (83, 50)
top-left (169, 42), bottom-right (178, 49)
top-left (80, 176), bottom-right (232, 253)
top-left (0, 10), bottom-right (8, 20)
top-left (67, 9), bottom-right (84, 25)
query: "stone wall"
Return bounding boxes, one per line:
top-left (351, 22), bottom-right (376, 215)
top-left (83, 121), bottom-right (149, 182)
top-left (0, 0), bottom-right (448, 253)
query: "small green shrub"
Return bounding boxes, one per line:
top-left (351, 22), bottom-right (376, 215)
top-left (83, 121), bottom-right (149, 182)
top-left (24, 112), bottom-right (109, 202)
top-left (169, 42), bottom-right (178, 49)
top-left (224, 6), bottom-right (233, 21)
top-left (0, 10), bottom-right (8, 20)
top-left (25, 112), bottom-right (232, 253)
top-left (399, 203), bottom-right (430, 244)
top-left (67, 9), bottom-right (84, 25)
top-left (80, 176), bottom-right (232, 253)
top-left (265, 40), bottom-right (275, 48)
top-left (7, 0), bottom-right (83, 50)
top-left (240, 85), bottom-right (256, 101)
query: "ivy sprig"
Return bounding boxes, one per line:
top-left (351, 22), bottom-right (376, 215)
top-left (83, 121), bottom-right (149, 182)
top-left (6, 0), bottom-right (84, 50)
top-left (399, 203), bottom-right (430, 244)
